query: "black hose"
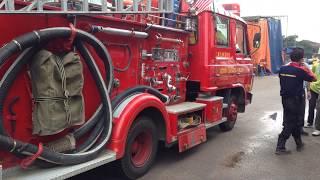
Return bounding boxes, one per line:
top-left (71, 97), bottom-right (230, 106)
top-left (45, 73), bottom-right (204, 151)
top-left (112, 85), bottom-right (169, 110)
top-left (0, 27), bottom-right (113, 165)
top-left (73, 85), bottom-right (168, 143)
top-left (73, 43), bottom-right (168, 151)
top-left (73, 47), bottom-right (168, 140)
top-left (0, 29), bottom-right (112, 136)
top-left (0, 48), bottom-right (39, 135)
top-left (73, 105), bottom-right (103, 139)
top-left (72, 41), bottom-right (106, 151)
top-left (73, 119), bottom-right (104, 153)
top-left (0, 52), bottom-right (109, 164)
top-left (0, 28), bottom-right (114, 92)
top-left (73, 85), bottom-right (169, 147)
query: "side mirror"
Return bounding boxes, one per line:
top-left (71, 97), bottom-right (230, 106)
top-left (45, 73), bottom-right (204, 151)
top-left (253, 32), bottom-right (261, 48)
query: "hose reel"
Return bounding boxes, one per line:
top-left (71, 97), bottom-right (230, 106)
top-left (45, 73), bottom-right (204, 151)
top-left (0, 27), bottom-right (113, 165)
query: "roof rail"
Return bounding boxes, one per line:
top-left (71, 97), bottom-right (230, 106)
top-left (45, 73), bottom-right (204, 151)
top-left (0, 0), bottom-right (174, 14)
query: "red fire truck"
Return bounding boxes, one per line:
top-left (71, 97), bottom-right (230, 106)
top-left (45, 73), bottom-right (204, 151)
top-left (0, 0), bottom-right (259, 179)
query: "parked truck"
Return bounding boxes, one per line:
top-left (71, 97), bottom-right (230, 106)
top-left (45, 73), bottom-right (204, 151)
top-left (0, 0), bottom-right (259, 179)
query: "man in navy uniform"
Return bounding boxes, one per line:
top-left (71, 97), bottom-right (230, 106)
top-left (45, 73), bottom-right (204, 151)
top-left (276, 48), bottom-right (316, 155)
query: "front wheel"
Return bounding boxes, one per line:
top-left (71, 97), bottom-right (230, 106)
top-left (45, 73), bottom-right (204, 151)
top-left (220, 97), bottom-right (238, 131)
top-left (119, 116), bottom-right (158, 180)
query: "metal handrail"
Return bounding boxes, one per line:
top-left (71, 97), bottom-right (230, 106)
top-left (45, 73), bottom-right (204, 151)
top-left (0, 0), bottom-right (174, 13)
top-left (0, 0), bottom-right (190, 31)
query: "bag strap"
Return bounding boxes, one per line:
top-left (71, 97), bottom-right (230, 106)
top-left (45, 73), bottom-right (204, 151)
top-left (55, 56), bottom-right (72, 126)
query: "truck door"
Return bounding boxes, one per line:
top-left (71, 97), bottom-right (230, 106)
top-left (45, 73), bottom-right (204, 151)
top-left (213, 14), bottom-right (237, 87)
top-left (235, 21), bottom-right (253, 90)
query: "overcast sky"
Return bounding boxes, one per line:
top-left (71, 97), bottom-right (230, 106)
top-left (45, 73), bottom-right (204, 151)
top-left (215, 0), bottom-right (320, 43)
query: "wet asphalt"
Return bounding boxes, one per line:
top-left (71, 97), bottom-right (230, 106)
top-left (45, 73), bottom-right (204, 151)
top-left (73, 76), bottom-right (320, 180)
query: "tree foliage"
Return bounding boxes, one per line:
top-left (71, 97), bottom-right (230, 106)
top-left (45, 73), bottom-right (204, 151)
top-left (283, 35), bottom-right (320, 58)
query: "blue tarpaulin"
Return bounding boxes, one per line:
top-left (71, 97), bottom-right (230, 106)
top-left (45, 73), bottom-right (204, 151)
top-left (268, 18), bottom-right (283, 73)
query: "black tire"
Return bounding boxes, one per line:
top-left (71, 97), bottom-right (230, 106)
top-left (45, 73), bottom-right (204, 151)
top-left (119, 116), bottom-right (158, 180)
top-left (220, 96), bottom-right (238, 132)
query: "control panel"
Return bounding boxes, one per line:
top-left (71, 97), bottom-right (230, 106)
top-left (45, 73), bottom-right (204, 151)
top-left (140, 32), bottom-right (189, 104)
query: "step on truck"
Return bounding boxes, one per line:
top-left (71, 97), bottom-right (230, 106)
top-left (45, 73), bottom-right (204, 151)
top-left (0, 0), bottom-right (260, 179)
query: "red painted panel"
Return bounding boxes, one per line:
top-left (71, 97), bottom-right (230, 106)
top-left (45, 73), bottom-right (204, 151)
top-left (196, 97), bottom-right (223, 123)
top-left (178, 124), bottom-right (206, 153)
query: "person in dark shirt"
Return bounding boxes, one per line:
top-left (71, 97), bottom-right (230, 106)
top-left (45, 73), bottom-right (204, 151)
top-left (276, 48), bottom-right (316, 155)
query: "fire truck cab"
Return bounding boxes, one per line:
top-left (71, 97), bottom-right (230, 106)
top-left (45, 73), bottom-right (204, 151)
top-left (189, 7), bottom-right (253, 112)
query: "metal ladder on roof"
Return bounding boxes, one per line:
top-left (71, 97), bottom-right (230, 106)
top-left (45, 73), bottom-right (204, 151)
top-left (0, 0), bottom-right (174, 14)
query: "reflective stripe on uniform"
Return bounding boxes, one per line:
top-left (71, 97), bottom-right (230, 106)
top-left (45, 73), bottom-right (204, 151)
top-left (280, 73), bottom-right (297, 78)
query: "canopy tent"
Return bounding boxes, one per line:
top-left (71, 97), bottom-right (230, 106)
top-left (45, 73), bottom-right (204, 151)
top-left (246, 17), bottom-right (283, 74)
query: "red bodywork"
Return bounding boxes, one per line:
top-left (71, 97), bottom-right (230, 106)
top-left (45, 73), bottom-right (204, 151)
top-left (0, 2), bottom-right (253, 169)
top-left (196, 97), bottom-right (223, 123)
top-left (189, 12), bottom-right (253, 93)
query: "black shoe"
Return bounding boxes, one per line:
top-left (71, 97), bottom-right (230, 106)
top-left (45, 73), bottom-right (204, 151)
top-left (296, 143), bottom-right (305, 152)
top-left (294, 137), bottom-right (304, 152)
top-left (275, 148), bottom-right (291, 155)
top-left (304, 123), bottom-right (313, 128)
top-left (301, 130), bottom-right (309, 136)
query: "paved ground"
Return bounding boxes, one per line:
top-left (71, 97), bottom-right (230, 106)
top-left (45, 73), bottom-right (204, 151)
top-left (73, 76), bottom-right (320, 180)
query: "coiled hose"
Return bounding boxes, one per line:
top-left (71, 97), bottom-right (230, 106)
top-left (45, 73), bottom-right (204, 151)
top-left (0, 27), bottom-right (170, 166)
top-left (0, 27), bottom-right (113, 165)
